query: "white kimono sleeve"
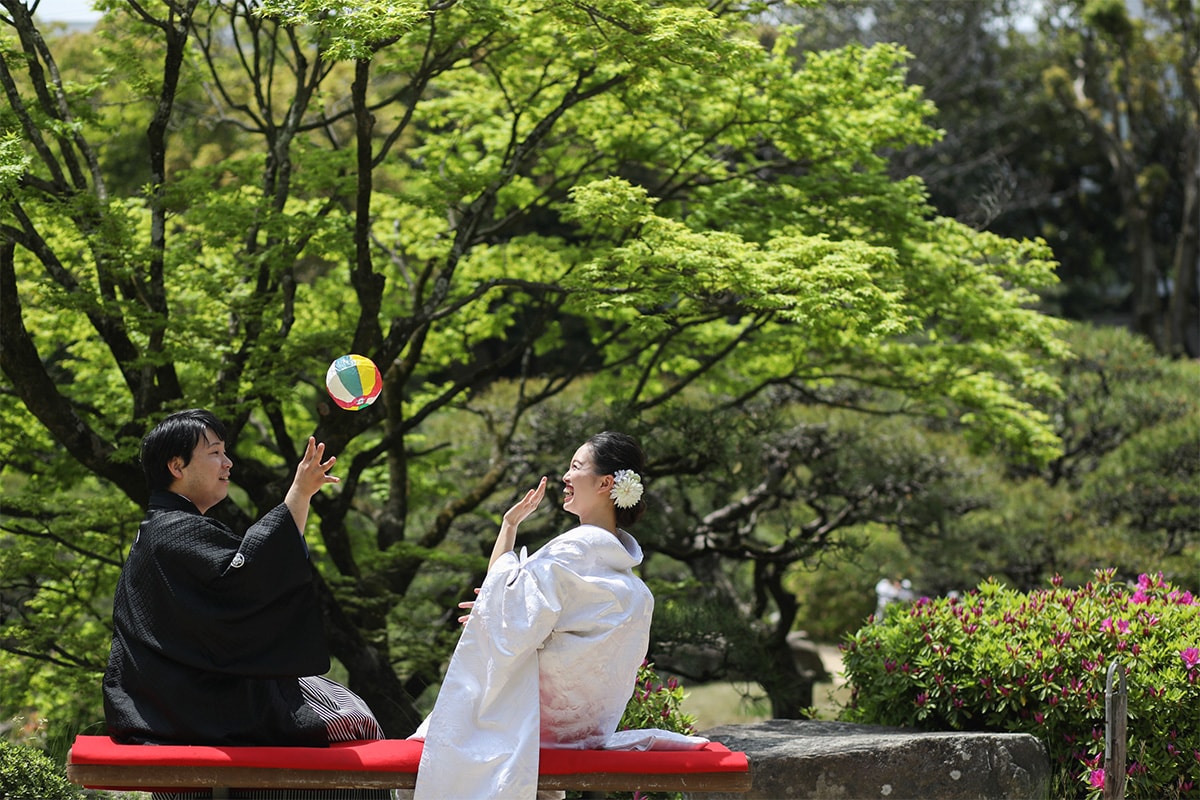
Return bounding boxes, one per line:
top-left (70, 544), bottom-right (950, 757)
top-left (413, 549), bottom-right (563, 800)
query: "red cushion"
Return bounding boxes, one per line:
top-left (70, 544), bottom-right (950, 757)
top-left (69, 735), bottom-right (748, 776)
top-left (69, 736), bottom-right (422, 774)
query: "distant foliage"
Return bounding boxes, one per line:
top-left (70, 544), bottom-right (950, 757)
top-left (0, 739), bottom-right (81, 800)
top-left (841, 570), bottom-right (1200, 799)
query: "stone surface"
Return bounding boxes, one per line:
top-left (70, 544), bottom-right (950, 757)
top-left (691, 719), bottom-right (1049, 800)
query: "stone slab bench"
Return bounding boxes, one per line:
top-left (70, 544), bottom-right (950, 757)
top-left (66, 734), bottom-right (752, 795)
top-left (698, 720), bottom-right (1049, 800)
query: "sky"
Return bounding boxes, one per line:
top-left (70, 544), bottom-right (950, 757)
top-left (30, 0), bottom-right (102, 22)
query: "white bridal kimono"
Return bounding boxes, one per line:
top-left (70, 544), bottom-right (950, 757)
top-left (411, 523), bottom-right (691, 800)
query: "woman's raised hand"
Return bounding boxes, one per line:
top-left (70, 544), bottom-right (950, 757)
top-left (489, 477), bottom-right (547, 571)
top-left (503, 476), bottom-right (547, 527)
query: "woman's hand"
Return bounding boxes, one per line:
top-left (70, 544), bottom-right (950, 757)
top-left (503, 476), bottom-right (547, 526)
top-left (457, 588), bottom-right (480, 625)
top-left (489, 477), bottom-right (547, 570)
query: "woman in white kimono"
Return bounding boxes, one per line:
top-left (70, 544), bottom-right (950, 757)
top-left (411, 431), bottom-right (661, 800)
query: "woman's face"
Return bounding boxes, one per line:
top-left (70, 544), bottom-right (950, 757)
top-left (561, 443), bottom-right (611, 520)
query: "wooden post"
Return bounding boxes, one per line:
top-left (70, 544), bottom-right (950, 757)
top-left (1103, 660), bottom-right (1127, 800)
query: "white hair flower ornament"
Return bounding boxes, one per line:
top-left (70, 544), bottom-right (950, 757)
top-left (610, 469), bottom-right (644, 509)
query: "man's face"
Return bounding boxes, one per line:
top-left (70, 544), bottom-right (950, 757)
top-left (169, 428), bottom-right (233, 514)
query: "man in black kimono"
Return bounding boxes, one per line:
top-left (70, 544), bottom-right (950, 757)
top-left (103, 408), bottom-right (384, 750)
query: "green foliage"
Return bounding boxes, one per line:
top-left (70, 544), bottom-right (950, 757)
top-left (1024, 325), bottom-right (1196, 485)
top-left (0, 414), bottom-right (137, 734)
top-left (0, 739), bottom-right (81, 800)
top-left (1083, 413), bottom-right (1200, 560)
top-left (893, 323), bottom-right (1200, 594)
top-left (257, 0), bottom-right (430, 61)
top-left (0, 133), bottom-right (31, 196)
top-left (841, 570), bottom-right (1200, 799)
top-left (788, 0), bottom-right (1198, 355)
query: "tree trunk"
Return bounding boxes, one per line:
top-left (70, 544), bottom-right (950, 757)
top-left (1127, 204), bottom-right (1164, 350)
top-left (1166, 138), bottom-right (1199, 358)
top-left (761, 642), bottom-right (815, 719)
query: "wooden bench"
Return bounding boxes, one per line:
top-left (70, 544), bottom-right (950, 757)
top-left (66, 734), bottom-right (752, 794)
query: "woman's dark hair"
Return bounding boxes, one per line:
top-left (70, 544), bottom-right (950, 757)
top-left (141, 409), bottom-right (228, 492)
top-left (585, 430), bottom-right (647, 528)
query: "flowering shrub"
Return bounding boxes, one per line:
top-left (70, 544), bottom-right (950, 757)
top-left (621, 660), bottom-right (697, 735)
top-left (840, 570), bottom-right (1199, 799)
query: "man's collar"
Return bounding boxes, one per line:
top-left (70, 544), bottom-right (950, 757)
top-left (148, 490), bottom-right (201, 514)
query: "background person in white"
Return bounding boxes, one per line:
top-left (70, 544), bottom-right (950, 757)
top-left (412, 431), bottom-right (698, 800)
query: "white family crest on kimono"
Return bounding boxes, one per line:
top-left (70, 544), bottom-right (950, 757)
top-left (411, 523), bottom-right (704, 800)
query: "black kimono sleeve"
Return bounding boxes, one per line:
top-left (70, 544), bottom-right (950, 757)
top-left (144, 502), bottom-right (331, 675)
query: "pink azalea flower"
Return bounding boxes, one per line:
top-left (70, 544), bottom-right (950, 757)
top-left (1089, 769), bottom-right (1105, 789)
top-left (1182, 648), bottom-right (1200, 669)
